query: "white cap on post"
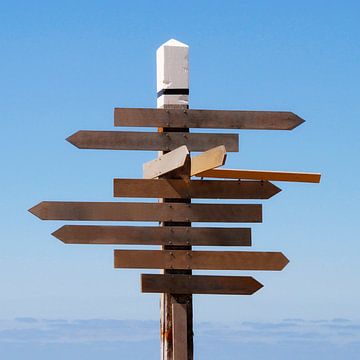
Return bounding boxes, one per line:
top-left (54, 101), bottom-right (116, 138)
top-left (156, 39), bottom-right (189, 108)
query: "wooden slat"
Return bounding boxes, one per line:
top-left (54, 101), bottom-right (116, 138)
top-left (29, 202), bottom-right (262, 222)
top-left (66, 130), bottom-right (239, 152)
top-left (114, 250), bottom-right (289, 271)
top-left (190, 145), bottom-right (226, 176)
top-left (172, 303), bottom-right (188, 360)
top-left (143, 145), bottom-right (189, 179)
top-left (114, 108), bottom-right (305, 130)
top-left (197, 168), bottom-right (321, 183)
top-left (52, 225), bottom-right (251, 246)
top-left (114, 179), bottom-right (281, 199)
top-left (141, 274), bottom-right (263, 295)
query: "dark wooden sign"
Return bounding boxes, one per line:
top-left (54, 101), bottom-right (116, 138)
top-left (30, 201), bottom-right (262, 222)
top-left (113, 179), bottom-right (281, 199)
top-left (114, 250), bottom-right (289, 271)
top-left (67, 130), bottom-right (239, 152)
top-left (141, 274), bottom-right (263, 295)
top-left (114, 108), bottom-right (305, 130)
top-left (52, 225), bottom-right (252, 246)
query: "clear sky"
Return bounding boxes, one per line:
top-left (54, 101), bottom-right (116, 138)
top-left (1, 0), bottom-right (360, 358)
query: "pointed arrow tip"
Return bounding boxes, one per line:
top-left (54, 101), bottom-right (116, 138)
top-left (265, 181), bottom-right (282, 199)
top-left (51, 226), bottom-right (67, 242)
top-left (255, 279), bottom-right (264, 292)
top-left (273, 183), bottom-right (282, 196)
top-left (249, 277), bottom-right (264, 294)
top-left (28, 202), bottom-right (45, 219)
top-left (282, 253), bottom-right (290, 269)
top-left (289, 113), bottom-right (305, 130)
top-left (66, 131), bottom-right (80, 148)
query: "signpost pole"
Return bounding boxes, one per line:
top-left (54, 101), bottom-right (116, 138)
top-left (157, 39), bottom-right (193, 360)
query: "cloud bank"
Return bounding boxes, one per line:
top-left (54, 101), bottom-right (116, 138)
top-left (0, 318), bottom-right (359, 359)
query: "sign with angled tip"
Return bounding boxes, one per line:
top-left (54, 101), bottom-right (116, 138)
top-left (141, 274), bottom-right (263, 295)
top-left (114, 108), bottom-right (305, 130)
top-left (66, 130), bottom-right (239, 152)
top-left (29, 201), bottom-right (262, 222)
top-left (113, 178), bottom-right (281, 199)
top-left (52, 225), bottom-right (252, 246)
top-left (114, 250), bottom-right (289, 271)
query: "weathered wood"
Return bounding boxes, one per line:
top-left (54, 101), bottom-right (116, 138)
top-left (197, 168), bottom-right (321, 183)
top-left (142, 274), bottom-right (263, 295)
top-left (157, 40), bottom-right (193, 360)
top-left (114, 178), bottom-right (281, 199)
top-left (52, 225), bottom-right (251, 246)
top-left (29, 202), bottom-right (262, 222)
top-left (66, 130), bottom-right (239, 152)
top-left (114, 108), bottom-right (305, 130)
top-left (172, 303), bottom-right (188, 360)
top-left (115, 250), bottom-right (289, 271)
top-left (143, 146), bottom-right (189, 179)
top-left (190, 145), bottom-right (226, 176)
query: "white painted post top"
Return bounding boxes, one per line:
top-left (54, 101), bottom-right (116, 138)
top-left (156, 39), bottom-right (189, 108)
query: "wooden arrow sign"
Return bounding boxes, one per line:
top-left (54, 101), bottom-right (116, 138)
top-left (29, 202), bottom-right (262, 222)
top-left (197, 168), bottom-right (321, 183)
top-left (190, 145), bottom-right (226, 176)
top-left (113, 179), bottom-right (281, 199)
top-left (141, 274), bottom-right (263, 295)
top-left (114, 108), bottom-right (305, 130)
top-left (66, 130), bottom-right (239, 152)
top-left (52, 225), bottom-right (252, 246)
top-left (114, 250), bottom-right (289, 271)
top-left (143, 145), bottom-right (189, 179)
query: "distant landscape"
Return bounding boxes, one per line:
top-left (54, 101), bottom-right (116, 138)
top-left (1, 318), bottom-right (359, 359)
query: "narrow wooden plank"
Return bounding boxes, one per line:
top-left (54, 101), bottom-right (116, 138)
top-left (52, 225), bottom-right (251, 246)
top-left (172, 303), bottom-right (188, 360)
top-left (114, 108), bottom-right (305, 130)
top-left (114, 179), bottom-right (281, 199)
top-left (197, 168), bottom-right (321, 183)
top-left (142, 274), bottom-right (263, 295)
top-left (143, 145), bottom-right (189, 179)
top-left (29, 202), bottom-right (262, 222)
top-left (114, 250), bottom-right (289, 271)
top-left (66, 130), bottom-right (239, 152)
top-left (190, 145), bottom-right (226, 176)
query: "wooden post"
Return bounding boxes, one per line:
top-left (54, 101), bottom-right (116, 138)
top-left (157, 39), bottom-right (193, 360)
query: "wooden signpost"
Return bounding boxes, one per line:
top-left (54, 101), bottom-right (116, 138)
top-left (30, 39), bottom-right (320, 360)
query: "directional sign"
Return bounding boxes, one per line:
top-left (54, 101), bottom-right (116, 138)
top-left (114, 108), bottom-right (305, 130)
top-left (113, 179), bottom-right (281, 199)
top-left (66, 130), bottom-right (239, 152)
top-left (52, 225), bottom-right (252, 246)
top-left (143, 145), bottom-right (189, 179)
top-left (29, 202), bottom-right (262, 222)
top-left (197, 168), bottom-right (321, 183)
top-left (190, 145), bottom-right (226, 176)
top-left (114, 250), bottom-right (289, 271)
top-left (141, 274), bottom-right (263, 295)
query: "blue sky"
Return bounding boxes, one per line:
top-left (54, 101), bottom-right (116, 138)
top-left (1, 0), bottom-right (360, 358)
